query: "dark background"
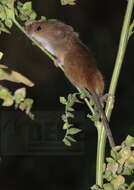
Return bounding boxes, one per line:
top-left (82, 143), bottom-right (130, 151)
top-left (0, 0), bottom-right (134, 189)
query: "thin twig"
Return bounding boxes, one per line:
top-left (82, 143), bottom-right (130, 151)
top-left (95, 0), bottom-right (134, 187)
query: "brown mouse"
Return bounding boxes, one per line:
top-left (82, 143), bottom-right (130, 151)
top-left (25, 20), bottom-right (115, 147)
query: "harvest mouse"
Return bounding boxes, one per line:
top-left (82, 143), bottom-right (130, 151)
top-left (25, 20), bottom-right (115, 147)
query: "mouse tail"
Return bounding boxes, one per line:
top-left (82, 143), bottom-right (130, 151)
top-left (91, 91), bottom-right (115, 148)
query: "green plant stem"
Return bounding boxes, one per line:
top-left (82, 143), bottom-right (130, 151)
top-left (77, 88), bottom-right (95, 114)
top-left (95, 0), bottom-right (134, 187)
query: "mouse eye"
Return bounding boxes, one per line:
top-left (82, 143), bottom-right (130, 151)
top-left (36, 26), bottom-right (42, 31)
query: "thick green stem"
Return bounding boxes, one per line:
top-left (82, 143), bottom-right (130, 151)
top-left (95, 0), bottom-right (134, 187)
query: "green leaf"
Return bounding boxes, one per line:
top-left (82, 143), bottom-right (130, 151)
top-left (22, 1), bottom-right (32, 11)
top-left (104, 157), bottom-right (119, 178)
top-left (2, 96), bottom-right (13, 106)
top-left (60, 96), bottom-right (67, 104)
top-left (91, 184), bottom-right (102, 190)
top-left (67, 128), bottom-right (81, 135)
top-left (106, 157), bottom-right (114, 163)
top-left (66, 135), bottom-right (76, 142)
top-left (66, 106), bottom-right (74, 111)
top-left (61, 114), bottom-right (67, 122)
top-left (111, 175), bottom-right (125, 189)
top-left (63, 137), bottom-right (71, 146)
top-left (17, 1), bottom-right (23, 9)
top-left (125, 135), bottom-right (134, 147)
top-left (0, 0), bottom-right (5, 4)
top-left (112, 145), bottom-right (122, 152)
top-left (0, 22), bottom-right (10, 33)
top-left (5, 6), bottom-right (14, 20)
top-left (19, 14), bottom-right (28, 21)
top-left (0, 0), bottom-right (9, 6)
top-left (111, 150), bottom-right (120, 160)
top-left (119, 147), bottom-right (131, 161)
top-left (14, 88), bottom-right (26, 104)
top-left (63, 123), bottom-right (72, 130)
top-left (0, 87), bottom-right (9, 98)
top-left (1, 0), bottom-right (15, 8)
top-left (24, 98), bottom-right (33, 106)
top-left (16, 1), bottom-right (36, 22)
top-left (21, 2), bottom-right (33, 18)
top-left (122, 167), bottom-right (133, 175)
top-left (23, 98), bottom-right (34, 116)
top-left (66, 111), bottom-right (74, 118)
top-left (127, 155), bottom-right (134, 166)
top-left (4, 19), bottom-right (13, 28)
top-left (87, 113), bottom-right (100, 122)
top-left (103, 183), bottom-right (114, 190)
top-left (0, 5), bottom-right (6, 20)
top-left (80, 89), bottom-right (91, 99)
top-left (60, 0), bottom-right (76, 5)
top-left (0, 86), bottom-right (13, 106)
top-left (69, 93), bottom-right (81, 103)
top-left (104, 170), bottom-right (113, 181)
top-left (0, 67), bottom-right (34, 86)
top-left (39, 16), bottom-right (46, 21)
top-left (29, 11), bottom-right (37, 20)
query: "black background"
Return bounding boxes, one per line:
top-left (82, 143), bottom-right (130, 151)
top-left (0, 0), bottom-right (134, 189)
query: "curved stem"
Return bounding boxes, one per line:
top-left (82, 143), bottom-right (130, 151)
top-left (77, 88), bottom-right (95, 114)
top-left (95, 0), bottom-right (134, 187)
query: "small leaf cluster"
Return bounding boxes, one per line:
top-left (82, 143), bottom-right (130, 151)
top-left (0, 86), bottom-right (34, 119)
top-left (91, 185), bottom-right (103, 190)
top-left (87, 112), bottom-right (100, 123)
top-left (0, 0), bottom-right (45, 34)
top-left (60, 0), bottom-right (77, 6)
top-left (0, 55), bottom-right (34, 119)
top-left (60, 93), bottom-right (82, 146)
top-left (0, 0), bottom-right (15, 33)
top-left (80, 88), bottom-right (100, 123)
top-left (16, 1), bottom-right (37, 24)
top-left (86, 99), bottom-right (103, 123)
top-left (103, 135), bottom-right (134, 190)
top-left (16, 1), bottom-right (46, 25)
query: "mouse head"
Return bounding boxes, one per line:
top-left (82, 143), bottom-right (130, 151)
top-left (25, 20), bottom-right (80, 59)
top-left (25, 20), bottom-right (75, 44)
